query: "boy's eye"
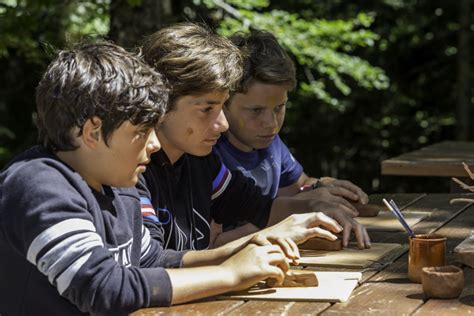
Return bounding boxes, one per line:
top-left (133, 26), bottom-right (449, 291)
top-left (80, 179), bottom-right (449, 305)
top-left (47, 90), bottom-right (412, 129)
top-left (201, 107), bottom-right (213, 113)
top-left (250, 108), bottom-right (263, 114)
top-left (275, 104), bottom-right (286, 113)
top-left (137, 129), bottom-right (149, 137)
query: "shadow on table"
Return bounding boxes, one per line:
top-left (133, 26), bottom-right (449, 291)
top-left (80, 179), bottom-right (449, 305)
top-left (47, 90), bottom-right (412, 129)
top-left (405, 293), bottom-right (424, 300)
top-left (367, 277), bottom-right (412, 284)
top-left (459, 294), bottom-right (474, 306)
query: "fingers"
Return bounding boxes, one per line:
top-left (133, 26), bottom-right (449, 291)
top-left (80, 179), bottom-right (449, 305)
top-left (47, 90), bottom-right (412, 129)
top-left (274, 237), bottom-right (300, 264)
top-left (310, 211), bottom-right (343, 233)
top-left (265, 266), bottom-right (286, 286)
top-left (351, 220), bottom-right (371, 249)
top-left (306, 226), bottom-right (338, 241)
top-left (338, 217), bottom-right (371, 249)
top-left (332, 180), bottom-right (369, 205)
top-left (325, 196), bottom-right (359, 217)
top-left (266, 247), bottom-right (290, 273)
top-left (342, 221), bottom-right (351, 248)
top-left (325, 186), bottom-right (359, 202)
top-left (250, 234), bottom-right (273, 247)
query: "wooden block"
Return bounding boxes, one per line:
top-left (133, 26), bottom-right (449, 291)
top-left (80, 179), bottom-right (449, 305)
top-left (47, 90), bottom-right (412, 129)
top-left (454, 235), bottom-right (474, 268)
top-left (265, 271), bottom-right (318, 288)
top-left (299, 242), bottom-right (404, 268)
top-left (354, 203), bottom-right (381, 217)
top-left (299, 237), bottom-right (343, 251)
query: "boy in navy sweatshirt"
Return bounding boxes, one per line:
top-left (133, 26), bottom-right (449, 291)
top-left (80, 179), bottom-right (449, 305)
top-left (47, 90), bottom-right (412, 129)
top-left (0, 41), bottom-right (293, 316)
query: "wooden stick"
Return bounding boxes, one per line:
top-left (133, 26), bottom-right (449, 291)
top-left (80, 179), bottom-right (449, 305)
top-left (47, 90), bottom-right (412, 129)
top-left (462, 162), bottom-right (474, 180)
top-left (449, 198), bottom-right (474, 204)
top-left (451, 177), bottom-right (474, 192)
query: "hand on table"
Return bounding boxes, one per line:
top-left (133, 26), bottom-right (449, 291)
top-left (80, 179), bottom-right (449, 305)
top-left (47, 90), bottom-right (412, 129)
top-left (221, 243), bottom-right (289, 290)
top-left (310, 200), bottom-right (371, 249)
top-left (318, 177), bottom-right (369, 205)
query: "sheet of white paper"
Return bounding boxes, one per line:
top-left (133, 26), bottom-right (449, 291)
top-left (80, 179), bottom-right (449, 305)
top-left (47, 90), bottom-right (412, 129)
top-left (221, 271), bottom-right (362, 302)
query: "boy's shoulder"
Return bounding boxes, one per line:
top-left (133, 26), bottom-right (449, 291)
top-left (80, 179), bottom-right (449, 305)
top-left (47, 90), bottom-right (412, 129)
top-left (1, 145), bottom-right (139, 197)
top-left (1, 146), bottom-right (77, 185)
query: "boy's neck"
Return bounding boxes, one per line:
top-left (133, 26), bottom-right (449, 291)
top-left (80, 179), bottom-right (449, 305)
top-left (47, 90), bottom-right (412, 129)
top-left (157, 132), bottom-right (184, 165)
top-left (224, 131), bottom-right (254, 153)
top-left (56, 150), bottom-right (103, 192)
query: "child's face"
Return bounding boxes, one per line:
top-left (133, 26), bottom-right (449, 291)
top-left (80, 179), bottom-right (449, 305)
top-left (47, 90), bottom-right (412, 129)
top-left (95, 121), bottom-right (161, 188)
top-left (157, 90), bottom-right (229, 163)
top-left (224, 82), bottom-right (288, 152)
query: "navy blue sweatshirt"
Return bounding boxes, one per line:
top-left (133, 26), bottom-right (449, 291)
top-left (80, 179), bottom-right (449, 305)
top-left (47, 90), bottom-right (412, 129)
top-left (0, 146), bottom-right (185, 315)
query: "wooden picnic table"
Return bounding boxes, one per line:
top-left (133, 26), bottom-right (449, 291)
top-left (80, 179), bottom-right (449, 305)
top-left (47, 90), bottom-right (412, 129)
top-left (132, 193), bottom-right (474, 315)
top-left (381, 141), bottom-right (474, 177)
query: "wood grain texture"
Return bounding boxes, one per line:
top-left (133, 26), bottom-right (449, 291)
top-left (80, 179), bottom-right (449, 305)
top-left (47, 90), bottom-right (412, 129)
top-left (131, 300), bottom-right (244, 316)
top-left (299, 243), bottom-right (403, 268)
top-left (357, 211), bottom-right (430, 231)
top-left (454, 235), bottom-right (474, 268)
top-left (381, 141), bottom-right (474, 177)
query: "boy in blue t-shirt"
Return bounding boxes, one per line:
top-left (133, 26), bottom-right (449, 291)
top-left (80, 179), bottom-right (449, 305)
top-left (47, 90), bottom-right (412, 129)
top-left (215, 31), bottom-right (371, 249)
top-left (0, 41), bottom-right (294, 315)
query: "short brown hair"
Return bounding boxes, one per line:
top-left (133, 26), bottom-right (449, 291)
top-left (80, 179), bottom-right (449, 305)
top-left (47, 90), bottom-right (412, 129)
top-left (36, 41), bottom-right (168, 151)
top-left (230, 30), bottom-right (296, 93)
top-left (142, 23), bottom-right (243, 110)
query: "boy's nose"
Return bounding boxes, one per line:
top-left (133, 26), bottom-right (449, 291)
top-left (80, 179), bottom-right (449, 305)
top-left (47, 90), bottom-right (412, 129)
top-left (262, 111), bottom-right (278, 129)
top-left (214, 110), bottom-right (229, 133)
top-left (148, 129), bottom-right (161, 154)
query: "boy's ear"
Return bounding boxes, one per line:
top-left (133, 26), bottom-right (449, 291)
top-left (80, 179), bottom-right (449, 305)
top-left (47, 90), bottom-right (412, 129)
top-left (82, 117), bottom-right (103, 149)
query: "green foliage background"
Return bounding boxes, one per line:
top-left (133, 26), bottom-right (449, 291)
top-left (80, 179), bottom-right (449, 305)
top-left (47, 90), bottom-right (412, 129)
top-left (1, 0), bottom-right (472, 193)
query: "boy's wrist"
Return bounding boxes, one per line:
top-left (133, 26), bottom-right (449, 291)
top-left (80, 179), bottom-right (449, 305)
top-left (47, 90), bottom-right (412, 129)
top-left (299, 178), bottom-right (321, 193)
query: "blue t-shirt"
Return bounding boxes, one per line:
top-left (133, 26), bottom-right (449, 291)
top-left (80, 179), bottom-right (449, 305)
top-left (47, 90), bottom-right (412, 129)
top-left (215, 135), bottom-right (303, 198)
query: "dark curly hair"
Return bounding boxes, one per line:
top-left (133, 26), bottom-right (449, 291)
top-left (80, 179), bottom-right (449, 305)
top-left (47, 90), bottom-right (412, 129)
top-left (36, 41), bottom-right (169, 151)
top-left (142, 23), bottom-right (243, 111)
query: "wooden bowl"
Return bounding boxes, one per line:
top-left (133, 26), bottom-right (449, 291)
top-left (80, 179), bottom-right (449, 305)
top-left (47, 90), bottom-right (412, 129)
top-left (422, 265), bottom-right (464, 299)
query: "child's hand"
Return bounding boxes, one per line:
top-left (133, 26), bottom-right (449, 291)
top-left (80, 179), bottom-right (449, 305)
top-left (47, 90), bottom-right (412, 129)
top-left (319, 177), bottom-right (369, 205)
top-left (247, 233), bottom-right (300, 265)
top-left (317, 205), bottom-right (371, 249)
top-left (221, 243), bottom-right (289, 291)
top-left (261, 212), bottom-right (342, 246)
top-left (296, 187), bottom-right (360, 217)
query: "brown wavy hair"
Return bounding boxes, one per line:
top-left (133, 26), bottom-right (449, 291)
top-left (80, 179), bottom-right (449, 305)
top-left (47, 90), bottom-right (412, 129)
top-left (229, 30), bottom-right (296, 94)
top-left (142, 23), bottom-right (243, 111)
top-left (36, 41), bottom-right (169, 151)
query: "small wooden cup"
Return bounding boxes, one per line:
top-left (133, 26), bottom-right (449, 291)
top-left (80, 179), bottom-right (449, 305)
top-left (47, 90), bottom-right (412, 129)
top-left (422, 265), bottom-right (464, 299)
top-left (408, 234), bottom-right (446, 283)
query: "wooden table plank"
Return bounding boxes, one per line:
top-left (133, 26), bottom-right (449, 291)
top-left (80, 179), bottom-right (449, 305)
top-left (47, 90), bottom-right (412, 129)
top-left (227, 301), bottom-right (330, 315)
top-left (131, 300), bottom-right (244, 316)
top-left (381, 141), bottom-right (474, 177)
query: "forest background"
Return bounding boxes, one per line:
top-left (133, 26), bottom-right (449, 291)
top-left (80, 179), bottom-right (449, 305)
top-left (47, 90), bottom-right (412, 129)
top-left (1, 0), bottom-right (473, 193)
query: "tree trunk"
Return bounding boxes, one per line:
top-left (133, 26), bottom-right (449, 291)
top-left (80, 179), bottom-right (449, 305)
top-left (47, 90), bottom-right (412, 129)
top-left (456, 0), bottom-right (472, 140)
top-left (108, 0), bottom-right (178, 49)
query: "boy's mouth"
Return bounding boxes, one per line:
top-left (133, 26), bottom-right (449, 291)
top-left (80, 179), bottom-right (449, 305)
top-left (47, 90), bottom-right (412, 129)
top-left (258, 134), bottom-right (276, 140)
